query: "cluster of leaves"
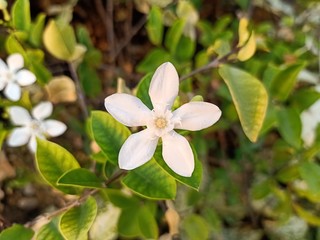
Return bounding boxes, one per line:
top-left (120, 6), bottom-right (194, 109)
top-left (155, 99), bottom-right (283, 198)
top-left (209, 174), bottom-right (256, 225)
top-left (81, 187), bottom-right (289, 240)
top-left (0, 0), bottom-right (319, 239)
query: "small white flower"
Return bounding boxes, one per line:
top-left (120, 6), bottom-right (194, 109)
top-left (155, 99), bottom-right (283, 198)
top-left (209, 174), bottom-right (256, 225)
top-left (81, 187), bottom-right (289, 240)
top-left (7, 101), bottom-right (67, 152)
top-left (0, 53), bottom-right (36, 101)
top-left (105, 62), bottom-right (221, 177)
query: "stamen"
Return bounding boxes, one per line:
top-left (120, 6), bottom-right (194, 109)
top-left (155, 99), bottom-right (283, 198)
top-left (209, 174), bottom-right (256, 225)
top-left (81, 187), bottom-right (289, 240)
top-left (155, 117), bottom-right (167, 129)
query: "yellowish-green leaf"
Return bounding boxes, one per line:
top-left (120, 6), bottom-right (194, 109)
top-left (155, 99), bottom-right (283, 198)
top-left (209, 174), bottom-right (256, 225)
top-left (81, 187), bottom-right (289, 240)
top-left (237, 18), bottom-right (256, 61)
top-left (11, 0), bottom-right (31, 32)
top-left (219, 65), bottom-right (268, 142)
top-left (43, 20), bottom-right (76, 61)
top-left (60, 196), bottom-right (97, 240)
top-left (29, 13), bottom-right (46, 47)
top-left (293, 204), bottom-right (320, 226)
top-left (0, 224), bottom-right (33, 240)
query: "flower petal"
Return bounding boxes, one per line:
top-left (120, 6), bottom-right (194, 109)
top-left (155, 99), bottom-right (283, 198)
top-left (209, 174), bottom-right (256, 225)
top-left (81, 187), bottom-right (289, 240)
top-left (32, 101), bottom-right (53, 120)
top-left (105, 93), bottom-right (151, 127)
top-left (44, 120), bottom-right (67, 137)
top-left (162, 131), bottom-right (194, 177)
top-left (7, 53), bottom-right (24, 72)
top-left (0, 80), bottom-right (6, 91)
top-left (8, 106), bottom-right (32, 126)
top-left (7, 127), bottom-right (31, 147)
top-left (16, 69), bottom-right (36, 86)
top-left (4, 82), bottom-right (21, 101)
top-left (119, 129), bottom-right (158, 170)
top-left (173, 102), bottom-right (222, 131)
top-left (149, 62), bottom-right (179, 111)
top-left (0, 58), bottom-right (8, 71)
top-left (28, 134), bottom-right (45, 153)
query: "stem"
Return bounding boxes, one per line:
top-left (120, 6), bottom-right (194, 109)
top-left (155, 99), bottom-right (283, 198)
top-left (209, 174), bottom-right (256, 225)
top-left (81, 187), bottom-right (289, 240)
top-left (179, 47), bottom-right (240, 81)
top-left (68, 62), bottom-right (89, 119)
top-left (24, 169), bottom-right (127, 228)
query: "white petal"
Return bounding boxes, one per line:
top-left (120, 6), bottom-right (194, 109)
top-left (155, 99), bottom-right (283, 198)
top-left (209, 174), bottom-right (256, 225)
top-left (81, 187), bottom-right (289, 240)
top-left (7, 127), bottom-right (31, 147)
top-left (28, 135), bottom-right (43, 153)
top-left (7, 53), bottom-right (24, 72)
top-left (4, 82), bottom-right (21, 101)
top-left (162, 131), bottom-right (194, 177)
top-left (32, 101), bottom-right (53, 120)
top-left (16, 69), bottom-right (36, 86)
top-left (0, 58), bottom-right (8, 71)
top-left (173, 102), bottom-right (222, 131)
top-left (0, 80), bottom-right (6, 91)
top-left (119, 129), bottom-right (158, 170)
top-left (44, 120), bottom-right (67, 137)
top-left (105, 93), bottom-right (151, 127)
top-left (149, 62), bottom-right (179, 111)
top-left (8, 106), bottom-right (32, 125)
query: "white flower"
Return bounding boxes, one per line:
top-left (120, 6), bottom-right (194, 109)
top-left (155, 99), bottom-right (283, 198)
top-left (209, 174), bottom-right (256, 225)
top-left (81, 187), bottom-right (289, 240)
top-left (0, 53), bottom-right (36, 101)
top-left (7, 101), bottom-right (67, 152)
top-left (105, 62), bottom-right (221, 177)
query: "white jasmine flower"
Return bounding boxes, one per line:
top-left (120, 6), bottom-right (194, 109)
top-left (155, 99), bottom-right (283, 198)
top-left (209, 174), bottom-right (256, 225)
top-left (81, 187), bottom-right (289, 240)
top-left (105, 62), bottom-right (221, 177)
top-left (7, 101), bottom-right (67, 152)
top-left (0, 53), bottom-right (36, 101)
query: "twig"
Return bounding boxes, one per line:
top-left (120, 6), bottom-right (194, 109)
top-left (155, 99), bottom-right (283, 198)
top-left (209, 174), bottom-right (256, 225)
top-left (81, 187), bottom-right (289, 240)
top-left (24, 169), bottom-right (127, 228)
top-left (112, 16), bottom-right (147, 61)
top-left (68, 62), bottom-right (89, 119)
top-left (179, 47), bottom-right (240, 81)
top-left (106, 0), bottom-right (115, 62)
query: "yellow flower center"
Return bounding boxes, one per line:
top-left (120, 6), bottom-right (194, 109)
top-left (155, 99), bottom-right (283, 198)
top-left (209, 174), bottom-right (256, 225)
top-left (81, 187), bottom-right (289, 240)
top-left (155, 117), bottom-right (167, 129)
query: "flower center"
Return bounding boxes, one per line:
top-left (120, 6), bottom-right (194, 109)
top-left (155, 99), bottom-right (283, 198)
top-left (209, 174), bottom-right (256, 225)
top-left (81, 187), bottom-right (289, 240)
top-left (155, 117), bottom-right (167, 129)
top-left (29, 120), bottom-right (45, 135)
top-left (147, 109), bottom-right (176, 137)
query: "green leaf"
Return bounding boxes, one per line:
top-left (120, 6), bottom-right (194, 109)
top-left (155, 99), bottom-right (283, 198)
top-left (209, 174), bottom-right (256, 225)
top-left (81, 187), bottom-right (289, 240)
top-left (269, 62), bottom-right (305, 101)
top-left (135, 73), bottom-right (153, 109)
top-left (181, 214), bottom-right (210, 240)
top-left (11, 0), bottom-right (31, 32)
top-left (0, 224), bottom-right (34, 240)
top-left (60, 196), bottom-right (97, 240)
top-left (58, 168), bottom-right (103, 188)
top-left (299, 162), bottom-right (320, 195)
top-left (78, 63), bottom-right (102, 97)
top-left (5, 35), bottom-right (27, 59)
top-left (122, 159), bottom-right (176, 199)
top-left (138, 206), bottom-right (159, 239)
top-left (43, 20), bottom-right (76, 61)
top-left (29, 13), bottom-right (46, 47)
top-left (147, 6), bottom-right (163, 46)
top-left (176, 35), bottom-right (195, 61)
top-left (154, 145), bottom-right (202, 190)
top-left (293, 204), bottom-right (320, 226)
top-left (276, 107), bottom-right (302, 149)
top-left (118, 207), bottom-right (141, 238)
top-left (36, 219), bottom-right (64, 240)
top-left (219, 65), bottom-right (268, 142)
top-left (27, 49), bottom-right (52, 84)
top-left (106, 189), bottom-right (140, 209)
top-left (137, 48), bottom-right (171, 73)
top-left (76, 26), bottom-right (94, 49)
top-left (165, 19), bottom-right (185, 55)
top-left (35, 139), bottom-right (80, 194)
top-left (91, 111), bottom-right (131, 165)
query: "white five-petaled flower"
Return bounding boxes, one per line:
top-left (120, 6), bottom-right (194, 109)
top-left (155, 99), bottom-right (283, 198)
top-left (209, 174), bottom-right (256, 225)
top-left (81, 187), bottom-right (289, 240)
top-left (7, 101), bottom-right (67, 152)
top-left (105, 62), bottom-right (222, 177)
top-left (0, 53), bottom-right (36, 101)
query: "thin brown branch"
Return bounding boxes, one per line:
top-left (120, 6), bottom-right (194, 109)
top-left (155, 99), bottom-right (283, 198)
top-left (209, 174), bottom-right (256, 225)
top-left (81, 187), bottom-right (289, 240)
top-left (68, 63), bottom-right (89, 119)
top-left (112, 16), bottom-right (147, 61)
top-left (24, 169), bottom-right (127, 228)
top-left (179, 46), bottom-right (240, 81)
